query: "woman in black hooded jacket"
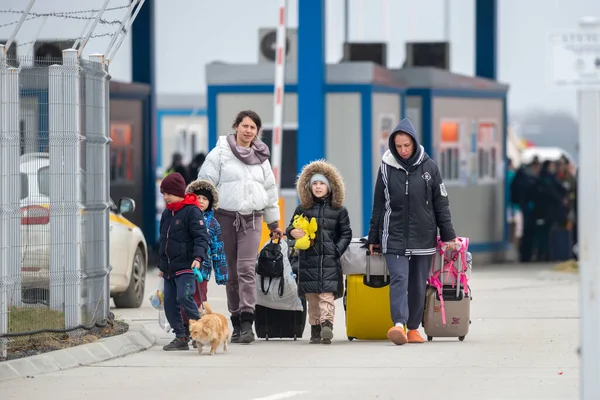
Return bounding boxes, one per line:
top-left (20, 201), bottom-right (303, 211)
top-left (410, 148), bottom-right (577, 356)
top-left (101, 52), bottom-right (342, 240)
top-left (368, 117), bottom-right (459, 346)
top-left (286, 160), bottom-right (352, 344)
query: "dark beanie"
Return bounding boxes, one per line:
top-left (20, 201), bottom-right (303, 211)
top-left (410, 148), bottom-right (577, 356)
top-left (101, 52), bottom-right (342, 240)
top-left (160, 172), bottom-right (186, 197)
top-left (195, 188), bottom-right (214, 210)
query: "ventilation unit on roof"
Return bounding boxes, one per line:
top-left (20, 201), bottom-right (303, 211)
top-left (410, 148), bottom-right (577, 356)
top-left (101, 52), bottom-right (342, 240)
top-left (404, 41), bottom-right (450, 70)
top-left (342, 42), bottom-right (388, 67)
top-left (258, 28), bottom-right (297, 65)
top-left (33, 40), bottom-right (76, 66)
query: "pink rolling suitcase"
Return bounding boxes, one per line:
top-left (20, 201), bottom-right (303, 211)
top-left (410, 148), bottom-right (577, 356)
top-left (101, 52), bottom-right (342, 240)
top-left (422, 237), bottom-right (472, 342)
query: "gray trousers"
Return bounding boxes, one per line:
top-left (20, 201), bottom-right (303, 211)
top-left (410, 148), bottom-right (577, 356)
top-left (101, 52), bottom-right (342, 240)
top-left (216, 210), bottom-right (263, 316)
top-left (385, 254), bottom-right (432, 330)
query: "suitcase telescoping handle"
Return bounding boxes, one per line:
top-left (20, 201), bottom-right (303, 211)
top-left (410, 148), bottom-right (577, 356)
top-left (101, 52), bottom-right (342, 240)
top-left (366, 250), bottom-right (389, 285)
top-left (439, 244), bottom-right (462, 299)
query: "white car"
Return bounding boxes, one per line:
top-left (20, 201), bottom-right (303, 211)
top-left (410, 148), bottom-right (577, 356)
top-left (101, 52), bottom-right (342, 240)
top-left (19, 153), bottom-right (148, 308)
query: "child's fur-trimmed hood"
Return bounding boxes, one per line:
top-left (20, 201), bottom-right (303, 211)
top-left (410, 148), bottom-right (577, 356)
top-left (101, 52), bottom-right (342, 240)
top-left (186, 179), bottom-right (219, 210)
top-left (296, 160), bottom-right (345, 209)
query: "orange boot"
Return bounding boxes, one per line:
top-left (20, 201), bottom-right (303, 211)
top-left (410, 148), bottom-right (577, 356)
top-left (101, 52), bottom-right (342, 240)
top-left (387, 325), bottom-right (408, 345)
top-left (407, 329), bottom-right (425, 343)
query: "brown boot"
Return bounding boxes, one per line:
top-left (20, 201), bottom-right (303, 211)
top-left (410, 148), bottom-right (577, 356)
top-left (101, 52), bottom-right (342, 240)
top-left (387, 326), bottom-right (408, 345)
top-left (407, 329), bottom-right (425, 343)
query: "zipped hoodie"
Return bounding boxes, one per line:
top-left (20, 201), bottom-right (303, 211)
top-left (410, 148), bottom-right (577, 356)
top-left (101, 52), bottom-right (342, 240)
top-left (368, 118), bottom-right (456, 255)
top-left (158, 194), bottom-right (211, 274)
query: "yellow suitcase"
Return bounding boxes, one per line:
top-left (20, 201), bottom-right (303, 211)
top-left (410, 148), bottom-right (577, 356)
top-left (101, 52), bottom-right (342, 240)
top-left (344, 252), bottom-right (394, 341)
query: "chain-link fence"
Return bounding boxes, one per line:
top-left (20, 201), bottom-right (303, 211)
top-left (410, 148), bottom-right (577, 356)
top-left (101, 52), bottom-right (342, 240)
top-left (0, 46), bottom-right (113, 360)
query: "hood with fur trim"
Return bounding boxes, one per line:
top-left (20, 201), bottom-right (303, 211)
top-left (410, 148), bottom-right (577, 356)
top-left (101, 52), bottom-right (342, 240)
top-left (296, 160), bottom-right (345, 209)
top-left (186, 179), bottom-right (219, 210)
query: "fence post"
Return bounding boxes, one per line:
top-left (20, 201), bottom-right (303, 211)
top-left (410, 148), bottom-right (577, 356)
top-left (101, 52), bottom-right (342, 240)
top-left (48, 61), bottom-right (64, 313)
top-left (0, 42), bottom-right (22, 320)
top-left (62, 49), bottom-right (83, 329)
top-left (84, 54), bottom-right (111, 322)
top-left (5, 66), bottom-right (22, 309)
top-left (49, 49), bottom-right (83, 328)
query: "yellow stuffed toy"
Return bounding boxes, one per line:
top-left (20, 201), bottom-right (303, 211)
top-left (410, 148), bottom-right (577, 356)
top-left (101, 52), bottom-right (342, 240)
top-left (292, 214), bottom-right (318, 250)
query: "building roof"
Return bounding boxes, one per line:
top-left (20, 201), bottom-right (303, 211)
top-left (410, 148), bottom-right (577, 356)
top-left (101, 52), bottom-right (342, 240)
top-left (205, 61), bottom-right (406, 88)
top-left (392, 67), bottom-right (509, 92)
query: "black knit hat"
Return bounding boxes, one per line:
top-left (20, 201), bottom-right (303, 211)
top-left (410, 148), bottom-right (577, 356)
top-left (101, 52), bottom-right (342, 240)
top-left (160, 172), bottom-right (186, 198)
top-left (195, 188), bottom-right (214, 210)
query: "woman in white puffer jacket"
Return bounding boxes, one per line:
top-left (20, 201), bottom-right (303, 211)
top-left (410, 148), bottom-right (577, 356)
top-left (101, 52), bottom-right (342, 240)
top-left (197, 110), bottom-right (283, 344)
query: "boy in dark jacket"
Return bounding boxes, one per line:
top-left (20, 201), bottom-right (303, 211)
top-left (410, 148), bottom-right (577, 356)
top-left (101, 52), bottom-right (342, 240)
top-left (286, 160), bottom-right (352, 344)
top-left (158, 172), bottom-right (211, 351)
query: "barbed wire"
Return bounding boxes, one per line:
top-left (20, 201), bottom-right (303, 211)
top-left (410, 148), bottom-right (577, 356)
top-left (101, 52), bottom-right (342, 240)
top-left (14, 32), bottom-right (115, 49)
top-left (0, 6), bottom-right (130, 29)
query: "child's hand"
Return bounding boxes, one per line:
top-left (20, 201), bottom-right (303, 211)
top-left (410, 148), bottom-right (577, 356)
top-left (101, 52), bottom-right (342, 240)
top-left (158, 271), bottom-right (163, 278)
top-left (290, 229), bottom-right (305, 239)
top-left (191, 259), bottom-right (201, 269)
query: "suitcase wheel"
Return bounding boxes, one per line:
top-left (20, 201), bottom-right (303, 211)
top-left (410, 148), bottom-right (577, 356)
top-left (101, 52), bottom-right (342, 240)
top-left (265, 334), bottom-right (269, 341)
top-left (293, 334), bottom-right (297, 341)
top-left (458, 336), bottom-right (465, 342)
top-left (427, 336), bottom-right (433, 342)
top-left (348, 336), bottom-right (355, 341)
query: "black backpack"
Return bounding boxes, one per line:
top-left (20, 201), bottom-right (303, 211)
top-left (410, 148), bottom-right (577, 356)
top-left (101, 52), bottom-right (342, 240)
top-left (256, 239), bottom-right (285, 296)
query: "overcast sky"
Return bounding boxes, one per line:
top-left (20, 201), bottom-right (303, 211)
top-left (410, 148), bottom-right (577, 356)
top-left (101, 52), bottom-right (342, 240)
top-left (0, 0), bottom-right (599, 116)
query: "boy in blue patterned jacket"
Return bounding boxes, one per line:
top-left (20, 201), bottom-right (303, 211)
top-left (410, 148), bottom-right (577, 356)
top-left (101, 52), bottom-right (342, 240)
top-left (186, 179), bottom-right (228, 285)
top-left (173, 179), bottom-right (227, 347)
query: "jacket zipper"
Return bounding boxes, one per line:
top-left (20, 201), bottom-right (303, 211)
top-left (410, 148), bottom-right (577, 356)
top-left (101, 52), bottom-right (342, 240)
top-left (404, 171), bottom-right (410, 256)
top-left (165, 210), bottom-right (174, 268)
top-left (318, 203), bottom-right (324, 293)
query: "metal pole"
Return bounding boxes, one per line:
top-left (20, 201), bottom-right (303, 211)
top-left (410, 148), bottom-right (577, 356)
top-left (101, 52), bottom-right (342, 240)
top-left (27, 15), bottom-right (48, 56)
top-left (104, 0), bottom-right (139, 58)
top-left (77, 0), bottom-right (111, 54)
top-left (107, 0), bottom-right (147, 62)
top-left (271, 0), bottom-right (288, 192)
top-left (5, 0), bottom-right (36, 51)
top-left (344, 0), bottom-right (349, 43)
top-left (73, 11), bottom-right (95, 50)
top-left (578, 15), bottom-right (600, 400)
top-left (444, 0), bottom-right (451, 42)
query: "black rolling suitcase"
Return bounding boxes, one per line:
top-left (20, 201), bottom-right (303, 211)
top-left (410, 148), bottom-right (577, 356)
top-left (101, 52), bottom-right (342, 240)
top-left (255, 241), bottom-right (307, 340)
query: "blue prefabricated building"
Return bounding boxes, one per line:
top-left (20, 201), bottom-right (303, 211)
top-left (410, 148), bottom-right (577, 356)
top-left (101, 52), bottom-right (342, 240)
top-left (206, 63), bottom-right (509, 263)
top-left (396, 67), bottom-right (509, 263)
top-left (206, 61), bottom-right (405, 240)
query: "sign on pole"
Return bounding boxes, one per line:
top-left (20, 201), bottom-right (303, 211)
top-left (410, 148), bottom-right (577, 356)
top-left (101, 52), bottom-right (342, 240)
top-left (548, 27), bottom-right (600, 86)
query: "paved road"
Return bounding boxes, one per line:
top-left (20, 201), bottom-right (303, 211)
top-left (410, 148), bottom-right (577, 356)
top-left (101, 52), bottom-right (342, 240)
top-left (1, 264), bottom-right (579, 400)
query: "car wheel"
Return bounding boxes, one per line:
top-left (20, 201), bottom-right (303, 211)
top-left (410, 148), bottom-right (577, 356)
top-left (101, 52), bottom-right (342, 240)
top-left (113, 247), bottom-right (146, 309)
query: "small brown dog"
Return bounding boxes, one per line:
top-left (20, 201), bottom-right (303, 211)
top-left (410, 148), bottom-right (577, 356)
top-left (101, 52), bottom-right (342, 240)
top-left (188, 303), bottom-right (231, 355)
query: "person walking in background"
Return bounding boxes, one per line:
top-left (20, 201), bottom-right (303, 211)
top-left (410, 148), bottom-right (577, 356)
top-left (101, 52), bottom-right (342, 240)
top-left (368, 118), bottom-right (459, 346)
top-left (511, 158), bottom-right (541, 262)
top-left (197, 110), bottom-right (283, 344)
top-left (188, 152), bottom-right (206, 183)
top-left (164, 152), bottom-right (189, 184)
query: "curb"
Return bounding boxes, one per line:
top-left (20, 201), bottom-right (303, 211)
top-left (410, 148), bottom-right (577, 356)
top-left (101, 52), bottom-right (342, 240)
top-left (0, 325), bottom-right (156, 383)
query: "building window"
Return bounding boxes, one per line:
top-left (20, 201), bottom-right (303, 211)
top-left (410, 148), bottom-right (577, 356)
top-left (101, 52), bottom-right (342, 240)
top-left (110, 123), bottom-right (134, 183)
top-left (438, 120), bottom-right (461, 182)
top-left (477, 121), bottom-right (498, 181)
top-left (260, 128), bottom-right (297, 190)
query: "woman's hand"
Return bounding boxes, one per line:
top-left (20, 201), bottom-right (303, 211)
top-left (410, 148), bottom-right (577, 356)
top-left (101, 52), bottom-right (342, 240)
top-left (369, 244), bottom-right (381, 255)
top-left (445, 237), bottom-right (461, 250)
top-left (290, 229), bottom-right (305, 239)
top-left (270, 226), bottom-right (284, 239)
top-left (158, 271), bottom-right (163, 278)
